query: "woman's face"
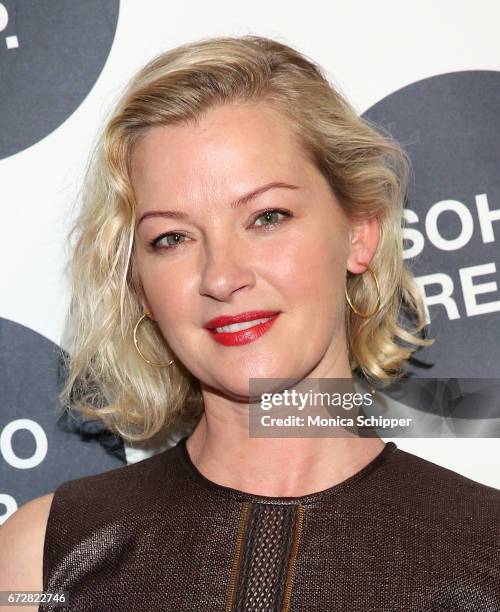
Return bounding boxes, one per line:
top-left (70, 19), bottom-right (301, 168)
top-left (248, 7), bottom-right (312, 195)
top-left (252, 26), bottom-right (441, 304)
top-left (131, 102), bottom-right (378, 400)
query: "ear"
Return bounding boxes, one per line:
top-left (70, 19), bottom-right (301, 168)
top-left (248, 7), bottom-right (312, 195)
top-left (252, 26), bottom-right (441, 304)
top-left (134, 278), bottom-right (155, 320)
top-left (141, 295), bottom-right (155, 321)
top-left (346, 216), bottom-right (380, 274)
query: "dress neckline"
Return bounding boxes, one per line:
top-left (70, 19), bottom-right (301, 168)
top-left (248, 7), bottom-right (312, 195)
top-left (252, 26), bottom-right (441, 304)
top-left (176, 435), bottom-right (398, 506)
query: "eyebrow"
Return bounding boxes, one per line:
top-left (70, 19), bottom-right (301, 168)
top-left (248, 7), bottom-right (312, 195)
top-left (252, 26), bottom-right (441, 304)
top-left (135, 181), bottom-right (300, 228)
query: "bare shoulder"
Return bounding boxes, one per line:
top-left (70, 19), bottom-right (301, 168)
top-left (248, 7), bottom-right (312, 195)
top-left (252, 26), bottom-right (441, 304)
top-left (0, 493), bottom-right (55, 611)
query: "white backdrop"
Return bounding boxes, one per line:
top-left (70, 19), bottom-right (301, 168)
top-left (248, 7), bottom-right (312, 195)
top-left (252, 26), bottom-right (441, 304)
top-left (1, 0), bottom-right (499, 516)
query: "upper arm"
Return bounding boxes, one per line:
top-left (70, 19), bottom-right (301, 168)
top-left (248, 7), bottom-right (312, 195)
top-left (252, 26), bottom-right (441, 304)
top-left (0, 493), bottom-right (54, 612)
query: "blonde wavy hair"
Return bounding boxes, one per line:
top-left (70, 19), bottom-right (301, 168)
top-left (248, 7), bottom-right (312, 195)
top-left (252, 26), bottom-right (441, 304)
top-left (59, 34), bottom-right (433, 442)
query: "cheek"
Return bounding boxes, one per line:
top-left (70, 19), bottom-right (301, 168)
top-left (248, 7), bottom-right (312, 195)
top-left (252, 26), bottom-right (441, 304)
top-left (264, 229), bottom-right (346, 302)
top-left (137, 258), bottom-right (193, 323)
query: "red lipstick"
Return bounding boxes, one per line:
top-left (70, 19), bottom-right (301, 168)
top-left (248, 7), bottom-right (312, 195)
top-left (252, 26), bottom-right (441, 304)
top-left (204, 310), bottom-right (280, 346)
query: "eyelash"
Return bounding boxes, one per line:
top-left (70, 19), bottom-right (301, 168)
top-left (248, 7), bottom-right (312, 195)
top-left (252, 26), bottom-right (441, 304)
top-left (148, 208), bottom-right (293, 251)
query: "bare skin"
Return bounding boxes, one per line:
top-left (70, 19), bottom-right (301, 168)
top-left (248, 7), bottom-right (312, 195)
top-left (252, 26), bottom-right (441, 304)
top-left (0, 100), bottom-right (383, 592)
top-left (0, 493), bottom-right (53, 611)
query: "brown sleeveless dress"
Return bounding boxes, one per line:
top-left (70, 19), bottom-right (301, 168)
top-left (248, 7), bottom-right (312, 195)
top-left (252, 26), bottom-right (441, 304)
top-left (41, 436), bottom-right (500, 611)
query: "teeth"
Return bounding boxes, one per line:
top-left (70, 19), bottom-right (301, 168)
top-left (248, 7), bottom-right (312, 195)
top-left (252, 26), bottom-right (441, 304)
top-left (215, 317), bottom-right (273, 333)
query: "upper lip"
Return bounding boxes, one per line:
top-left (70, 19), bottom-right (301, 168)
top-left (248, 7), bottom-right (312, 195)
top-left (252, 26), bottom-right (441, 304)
top-left (204, 310), bottom-right (280, 330)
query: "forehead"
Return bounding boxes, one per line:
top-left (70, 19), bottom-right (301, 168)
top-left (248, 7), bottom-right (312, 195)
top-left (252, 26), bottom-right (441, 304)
top-left (130, 102), bottom-right (313, 206)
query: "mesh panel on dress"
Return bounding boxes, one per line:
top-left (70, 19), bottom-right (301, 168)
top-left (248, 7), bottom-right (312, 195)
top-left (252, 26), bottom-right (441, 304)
top-left (232, 503), bottom-right (298, 611)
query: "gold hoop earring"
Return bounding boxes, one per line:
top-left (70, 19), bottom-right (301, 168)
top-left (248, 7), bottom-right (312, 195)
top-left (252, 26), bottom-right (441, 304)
top-left (344, 265), bottom-right (382, 318)
top-left (133, 313), bottom-right (175, 368)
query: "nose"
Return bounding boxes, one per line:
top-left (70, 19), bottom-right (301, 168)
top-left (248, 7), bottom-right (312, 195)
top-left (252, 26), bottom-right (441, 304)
top-left (198, 233), bottom-right (255, 302)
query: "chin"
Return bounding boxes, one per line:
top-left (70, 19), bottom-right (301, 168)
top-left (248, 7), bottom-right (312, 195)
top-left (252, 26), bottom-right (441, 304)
top-left (217, 363), bottom-right (301, 400)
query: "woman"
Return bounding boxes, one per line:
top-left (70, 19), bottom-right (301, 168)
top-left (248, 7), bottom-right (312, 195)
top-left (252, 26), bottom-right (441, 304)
top-left (1, 35), bottom-right (498, 612)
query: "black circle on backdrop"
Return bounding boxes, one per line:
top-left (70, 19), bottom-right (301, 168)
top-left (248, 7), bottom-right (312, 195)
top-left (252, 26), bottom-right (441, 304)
top-left (0, 0), bottom-right (120, 159)
top-left (0, 317), bottom-right (124, 513)
top-left (362, 70), bottom-right (500, 379)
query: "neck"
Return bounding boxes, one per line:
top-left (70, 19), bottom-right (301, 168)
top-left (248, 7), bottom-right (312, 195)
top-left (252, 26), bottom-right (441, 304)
top-left (186, 357), bottom-right (384, 497)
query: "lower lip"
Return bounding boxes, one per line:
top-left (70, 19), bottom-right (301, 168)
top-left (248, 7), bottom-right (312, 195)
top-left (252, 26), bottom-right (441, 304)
top-left (206, 314), bottom-right (280, 346)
